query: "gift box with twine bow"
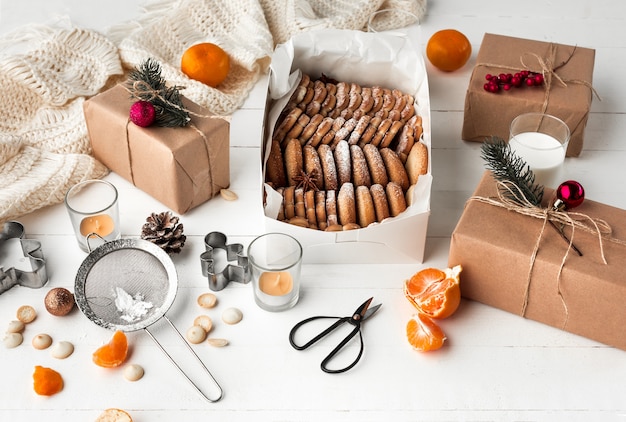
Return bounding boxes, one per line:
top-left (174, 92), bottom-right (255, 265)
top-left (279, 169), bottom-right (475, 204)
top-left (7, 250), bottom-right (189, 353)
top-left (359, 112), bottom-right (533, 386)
top-left (449, 171), bottom-right (626, 350)
top-left (84, 83), bottom-right (230, 214)
top-left (462, 33), bottom-right (596, 157)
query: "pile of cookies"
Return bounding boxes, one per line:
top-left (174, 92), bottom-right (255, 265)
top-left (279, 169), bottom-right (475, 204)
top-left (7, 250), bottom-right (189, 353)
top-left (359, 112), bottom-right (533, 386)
top-left (266, 72), bottom-right (428, 231)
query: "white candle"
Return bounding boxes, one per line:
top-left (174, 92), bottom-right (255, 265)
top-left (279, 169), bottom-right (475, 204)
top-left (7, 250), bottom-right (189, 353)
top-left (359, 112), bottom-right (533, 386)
top-left (509, 131), bottom-right (566, 188)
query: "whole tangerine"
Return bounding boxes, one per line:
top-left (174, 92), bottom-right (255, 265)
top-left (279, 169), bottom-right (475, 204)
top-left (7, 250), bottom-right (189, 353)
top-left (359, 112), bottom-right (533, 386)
top-left (426, 29), bottom-right (472, 72)
top-left (181, 42), bottom-right (230, 88)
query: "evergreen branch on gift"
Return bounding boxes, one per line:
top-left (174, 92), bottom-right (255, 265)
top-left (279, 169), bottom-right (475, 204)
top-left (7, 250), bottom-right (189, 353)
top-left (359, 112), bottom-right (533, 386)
top-left (480, 137), bottom-right (544, 206)
top-left (126, 58), bottom-right (191, 127)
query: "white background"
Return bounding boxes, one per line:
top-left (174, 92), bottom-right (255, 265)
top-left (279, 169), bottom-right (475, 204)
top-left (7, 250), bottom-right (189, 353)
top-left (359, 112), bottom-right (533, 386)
top-left (1, 0), bottom-right (625, 421)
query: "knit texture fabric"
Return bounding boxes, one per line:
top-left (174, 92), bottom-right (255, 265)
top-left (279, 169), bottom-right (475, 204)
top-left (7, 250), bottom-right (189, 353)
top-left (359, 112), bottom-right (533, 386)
top-left (113, 0), bottom-right (426, 116)
top-left (113, 0), bottom-right (275, 116)
top-left (0, 26), bottom-right (122, 224)
top-left (261, 0), bottom-right (427, 45)
top-left (0, 0), bottom-right (427, 223)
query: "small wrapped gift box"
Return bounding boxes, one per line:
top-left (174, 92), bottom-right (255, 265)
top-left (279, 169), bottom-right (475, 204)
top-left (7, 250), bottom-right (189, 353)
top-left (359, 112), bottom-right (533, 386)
top-left (83, 84), bottom-right (230, 214)
top-left (449, 171), bottom-right (626, 350)
top-left (462, 33), bottom-right (596, 157)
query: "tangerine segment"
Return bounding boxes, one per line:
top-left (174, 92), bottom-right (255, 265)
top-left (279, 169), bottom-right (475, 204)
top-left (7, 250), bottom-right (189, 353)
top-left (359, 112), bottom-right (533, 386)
top-left (404, 265), bottom-right (462, 319)
top-left (33, 366), bottom-right (64, 396)
top-left (181, 42), bottom-right (230, 88)
top-left (426, 29), bottom-right (472, 72)
top-left (93, 330), bottom-right (128, 368)
top-left (406, 313), bottom-right (446, 352)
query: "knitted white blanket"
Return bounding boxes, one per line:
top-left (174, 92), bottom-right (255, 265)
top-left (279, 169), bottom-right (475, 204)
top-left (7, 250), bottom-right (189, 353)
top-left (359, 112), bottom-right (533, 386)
top-left (0, 0), bottom-right (426, 224)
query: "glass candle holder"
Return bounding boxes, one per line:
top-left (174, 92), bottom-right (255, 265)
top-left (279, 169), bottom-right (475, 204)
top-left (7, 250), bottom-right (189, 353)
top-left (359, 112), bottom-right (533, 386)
top-left (247, 233), bottom-right (303, 312)
top-left (508, 113), bottom-right (570, 188)
top-left (65, 179), bottom-right (121, 252)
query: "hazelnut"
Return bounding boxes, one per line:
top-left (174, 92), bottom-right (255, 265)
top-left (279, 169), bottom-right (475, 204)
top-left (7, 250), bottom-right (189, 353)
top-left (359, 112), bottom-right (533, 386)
top-left (44, 288), bottom-right (75, 316)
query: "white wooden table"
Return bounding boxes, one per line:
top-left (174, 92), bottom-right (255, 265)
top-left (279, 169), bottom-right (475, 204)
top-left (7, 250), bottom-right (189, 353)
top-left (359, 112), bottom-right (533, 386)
top-left (1, 1), bottom-right (625, 420)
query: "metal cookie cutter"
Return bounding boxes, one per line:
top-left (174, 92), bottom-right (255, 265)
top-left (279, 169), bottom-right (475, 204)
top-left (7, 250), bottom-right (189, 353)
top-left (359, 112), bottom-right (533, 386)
top-left (0, 221), bottom-right (48, 294)
top-left (200, 232), bottom-right (250, 291)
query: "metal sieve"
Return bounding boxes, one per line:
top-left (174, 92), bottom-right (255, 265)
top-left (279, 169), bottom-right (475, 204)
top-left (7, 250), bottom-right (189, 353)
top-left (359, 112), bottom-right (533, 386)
top-left (74, 237), bottom-right (223, 402)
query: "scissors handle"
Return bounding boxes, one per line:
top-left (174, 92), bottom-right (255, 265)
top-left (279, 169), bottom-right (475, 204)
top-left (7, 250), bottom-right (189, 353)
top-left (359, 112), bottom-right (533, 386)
top-left (288, 316), bottom-right (364, 374)
top-left (320, 326), bottom-right (363, 374)
top-left (289, 316), bottom-right (343, 350)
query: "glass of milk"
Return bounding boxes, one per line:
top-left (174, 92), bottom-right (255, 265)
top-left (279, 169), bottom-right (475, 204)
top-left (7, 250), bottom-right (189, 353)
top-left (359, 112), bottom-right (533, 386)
top-left (508, 113), bottom-right (570, 188)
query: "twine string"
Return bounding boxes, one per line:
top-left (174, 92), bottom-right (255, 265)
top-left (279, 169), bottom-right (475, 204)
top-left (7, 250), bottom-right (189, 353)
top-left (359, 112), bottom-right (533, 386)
top-left (469, 180), bottom-right (623, 326)
top-left (127, 80), bottom-right (229, 121)
top-left (121, 81), bottom-right (231, 202)
top-left (191, 123), bottom-right (216, 199)
top-left (124, 119), bottom-right (136, 185)
top-left (474, 43), bottom-right (601, 114)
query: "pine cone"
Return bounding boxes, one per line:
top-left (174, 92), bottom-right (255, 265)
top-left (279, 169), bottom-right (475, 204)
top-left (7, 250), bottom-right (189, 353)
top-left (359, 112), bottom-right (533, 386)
top-left (141, 211), bottom-right (186, 254)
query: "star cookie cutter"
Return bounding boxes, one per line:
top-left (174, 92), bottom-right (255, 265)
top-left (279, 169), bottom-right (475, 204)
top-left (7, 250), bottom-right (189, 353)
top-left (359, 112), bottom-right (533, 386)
top-left (200, 232), bottom-right (251, 291)
top-left (0, 221), bottom-right (48, 294)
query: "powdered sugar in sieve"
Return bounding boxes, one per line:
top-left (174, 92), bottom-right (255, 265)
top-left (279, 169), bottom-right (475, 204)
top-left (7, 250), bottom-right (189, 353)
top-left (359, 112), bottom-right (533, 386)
top-left (74, 238), bottom-right (223, 402)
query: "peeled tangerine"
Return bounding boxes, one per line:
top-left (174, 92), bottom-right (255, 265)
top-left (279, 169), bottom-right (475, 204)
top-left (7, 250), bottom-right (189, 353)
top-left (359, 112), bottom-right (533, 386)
top-left (93, 330), bottom-right (128, 368)
top-left (404, 265), bottom-right (462, 319)
top-left (404, 265), bottom-right (462, 352)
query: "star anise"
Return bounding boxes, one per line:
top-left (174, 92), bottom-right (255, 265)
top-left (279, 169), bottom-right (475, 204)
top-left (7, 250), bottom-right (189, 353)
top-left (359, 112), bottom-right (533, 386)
top-left (293, 169), bottom-right (320, 192)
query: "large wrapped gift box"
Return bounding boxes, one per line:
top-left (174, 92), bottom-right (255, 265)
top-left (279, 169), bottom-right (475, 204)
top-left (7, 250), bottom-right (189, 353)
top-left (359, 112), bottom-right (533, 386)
top-left (262, 29), bottom-right (432, 264)
top-left (83, 84), bottom-right (230, 214)
top-left (462, 33), bottom-right (596, 157)
top-left (449, 171), bottom-right (626, 350)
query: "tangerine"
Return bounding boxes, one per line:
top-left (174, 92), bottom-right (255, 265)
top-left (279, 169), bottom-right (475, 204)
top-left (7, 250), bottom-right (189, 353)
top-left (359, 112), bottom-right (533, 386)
top-left (406, 313), bottom-right (446, 352)
top-left (404, 265), bottom-right (462, 319)
top-left (33, 365), bottom-right (64, 396)
top-left (181, 42), bottom-right (230, 88)
top-left (426, 29), bottom-right (472, 72)
top-left (93, 330), bottom-right (128, 368)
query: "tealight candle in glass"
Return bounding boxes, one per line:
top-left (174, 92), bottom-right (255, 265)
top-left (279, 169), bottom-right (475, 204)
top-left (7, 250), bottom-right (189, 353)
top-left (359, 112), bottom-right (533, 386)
top-left (247, 233), bottom-right (302, 312)
top-left (65, 179), bottom-right (121, 252)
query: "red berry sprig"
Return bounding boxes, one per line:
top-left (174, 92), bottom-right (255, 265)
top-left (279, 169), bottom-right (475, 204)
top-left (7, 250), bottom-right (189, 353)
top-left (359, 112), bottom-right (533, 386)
top-left (483, 71), bottom-right (544, 93)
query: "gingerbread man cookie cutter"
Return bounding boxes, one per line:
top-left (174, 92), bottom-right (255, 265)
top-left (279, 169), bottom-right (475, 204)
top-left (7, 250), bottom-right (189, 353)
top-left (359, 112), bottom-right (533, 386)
top-left (200, 232), bottom-right (250, 291)
top-left (0, 221), bottom-right (48, 294)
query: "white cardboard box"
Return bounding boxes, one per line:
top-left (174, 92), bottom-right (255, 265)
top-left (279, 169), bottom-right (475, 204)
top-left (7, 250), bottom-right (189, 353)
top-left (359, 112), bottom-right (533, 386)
top-left (263, 29), bottom-right (432, 264)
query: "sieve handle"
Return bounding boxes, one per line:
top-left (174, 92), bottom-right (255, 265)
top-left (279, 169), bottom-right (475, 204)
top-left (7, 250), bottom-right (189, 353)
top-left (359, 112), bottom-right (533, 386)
top-left (143, 315), bottom-right (223, 403)
top-left (85, 233), bottom-right (105, 253)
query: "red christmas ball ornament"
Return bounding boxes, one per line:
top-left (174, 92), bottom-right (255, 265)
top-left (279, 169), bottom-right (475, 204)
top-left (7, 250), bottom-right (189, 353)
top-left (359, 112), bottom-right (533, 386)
top-left (554, 180), bottom-right (585, 211)
top-left (129, 100), bottom-right (156, 127)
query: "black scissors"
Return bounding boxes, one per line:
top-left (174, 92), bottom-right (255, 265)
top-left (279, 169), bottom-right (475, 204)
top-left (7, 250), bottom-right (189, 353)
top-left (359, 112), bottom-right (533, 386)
top-left (288, 297), bottom-right (381, 374)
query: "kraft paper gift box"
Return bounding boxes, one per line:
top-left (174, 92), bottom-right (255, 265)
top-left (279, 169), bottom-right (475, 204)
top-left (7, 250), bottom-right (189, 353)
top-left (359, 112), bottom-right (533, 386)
top-left (83, 84), bottom-right (230, 214)
top-left (462, 33), bottom-right (596, 157)
top-left (262, 29), bottom-right (432, 264)
top-left (449, 171), bottom-right (626, 350)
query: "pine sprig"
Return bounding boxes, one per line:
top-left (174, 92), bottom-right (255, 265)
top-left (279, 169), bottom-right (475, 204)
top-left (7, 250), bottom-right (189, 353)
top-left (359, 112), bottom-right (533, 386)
top-left (126, 58), bottom-right (191, 127)
top-left (480, 137), bottom-right (544, 206)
